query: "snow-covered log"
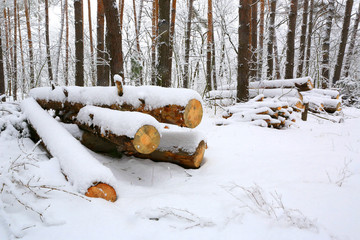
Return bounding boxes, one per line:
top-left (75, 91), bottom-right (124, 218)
top-left (208, 89), bottom-right (302, 101)
top-left (301, 89), bottom-right (340, 99)
top-left (250, 77), bottom-right (314, 91)
top-left (130, 124), bottom-right (206, 168)
top-left (78, 124), bottom-right (206, 169)
top-left (76, 106), bottom-right (161, 155)
top-left (29, 86), bottom-right (203, 128)
top-left (216, 77), bottom-right (314, 91)
top-left (21, 98), bottom-right (118, 202)
top-left (303, 96), bottom-right (342, 113)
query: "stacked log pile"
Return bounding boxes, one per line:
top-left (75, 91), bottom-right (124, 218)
top-left (208, 77), bottom-right (342, 114)
top-left (28, 83), bottom-right (206, 169)
top-left (217, 94), bottom-right (296, 129)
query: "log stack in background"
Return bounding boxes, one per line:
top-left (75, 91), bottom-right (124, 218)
top-left (207, 77), bottom-right (342, 115)
top-left (29, 85), bottom-right (206, 169)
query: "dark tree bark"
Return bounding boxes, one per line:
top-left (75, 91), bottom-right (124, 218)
top-left (183, 0), bottom-right (193, 88)
top-left (284, 0), bottom-right (298, 79)
top-left (0, 27), bottom-right (5, 101)
top-left (267, 0), bottom-right (276, 79)
top-left (257, 0), bottom-right (265, 79)
top-left (343, 2), bottom-right (360, 77)
top-left (333, 0), bottom-right (354, 84)
top-left (321, 0), bottom-right (335, 89)
top-left (24, 0), bottom-right (34, 89)
top-left (96, 0), bottom-right (106, 86)
top-left (103, 0), bottom-right (124, 83)
top-left (157, 0), bottom-right (171, 87)
top-left (74, 0), bottom-right (84, 86)
top-left (45, 0), bottom-right (54, 88)
top-left (250, 0), bottom-right (258, 80)
top-left (297, 0), bottom-right (309, 77)
top-left (237, 0), bottom-right (250, 102)
top-left (304, 0), bottom-right (314, 76)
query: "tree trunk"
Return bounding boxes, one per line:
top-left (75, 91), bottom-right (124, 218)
top-left (267, 0), bottom-right (276, 80)
top-left (304, 0), bottom-right (314, 76)
top-left (0, 27), bottom-right (4, 101)
top-left (297, 0), bottom-right (309, 77)
top-left (321, 0), bottom-right (335, 89)
top-left (211, 22), bottom-right (217, 90)
top-left (206, 0), bottom-right (213, 92)
top-left (343, 3), bottom-right (360, 78)
top-left (54, 0), bottom-right (66, 85)
top-left (17, 10), bottom-right (26, 97)
top-left (284, 0), bottom-right (298, 79)
top-left (96, 0), bottom-right (106, 86)
top-left (151, 0), bottom-right (158, 85)
top-left (157, 0), bottom-right (171, 87)
top-left (3, 8), bottom-right (11, 96)
top-left (132, 0), bottom-right (143, 85)
top-left (103, 0), bottom-right (124, 84)
top-left (168, 0), bottom-right (177, 87)
top-left (119, 0), bottom-right (124, 29)
top-left (273, 30), bottom-right (281, 79)
top-left (13, 0), bottom-right (17, 100)
top-left (257, 0), bottom-right (265, 79)
top-left (183, 0), bottom-right (193, 89)
top-left (65, 0), bottom-right (69, 85)
top-left (237, 0), bottom-right (250, 102)
top-left (74, 0), bottom-right (84, 86)
top-left (45, 0), bottom-right (54, 88)
top-left (23, 0), bottom-right (34, 89)
top-left (88, 0), bottom-right (95, 86)
top-left (250, 0), bottom-right (258, 81)
top-left (333, 0), bottom-right (354, 84)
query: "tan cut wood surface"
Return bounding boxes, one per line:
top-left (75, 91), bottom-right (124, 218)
top-left (133, 125), bottom-right (161, 154)
top-left (85, 183), bottom-right (117, 202)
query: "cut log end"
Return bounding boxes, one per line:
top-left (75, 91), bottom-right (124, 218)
top-left (85, 183), bottom-right (117, 202)
top-left (132, 125), bottom-right (161, 154)
top-left (184, 99), bottom-right (203, 128)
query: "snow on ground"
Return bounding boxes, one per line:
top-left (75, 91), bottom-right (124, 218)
top-left (1, 102), bottom-right (360, 240)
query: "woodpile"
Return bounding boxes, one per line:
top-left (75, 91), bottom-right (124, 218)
top-left (217, 94), bottom-right (296, 129)
top-left (207, 77), bottom-right (342, 115)
top-left (28, 84), bottom-right (206, 169)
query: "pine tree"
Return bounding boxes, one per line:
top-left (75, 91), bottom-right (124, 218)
top-left (284, 0), bottom-right (298, 79)
top-left (267, 0), bottom-right (276, 79)
top-left (333, 0), bottom-right (354, 84)
top-left (74, 0), bottom-right (84, 86)
top-left (237, 0), bottom-right (250, 102)
top-left (297, 0), bottom-right (309, 77)
top-left (0, 25), bottom-right (5, 101)
top-left (183, 0), bottom-right (193, 88)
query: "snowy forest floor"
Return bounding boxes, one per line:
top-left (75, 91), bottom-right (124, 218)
top-left (1, 103), bottom-right (360, 240)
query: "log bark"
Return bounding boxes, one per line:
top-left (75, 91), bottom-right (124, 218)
top-left (30, 86), bottom-right (203, 128)
top-left (21, 98), bottom-right (117, 202)
top-left (76, 106), bottom-right (161, 154)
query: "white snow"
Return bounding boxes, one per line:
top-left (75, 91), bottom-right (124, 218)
top-left (1, 101), bottom-right (360, 240)
top-left (157, 124), bottom-right (205, 153)
top-left (29, 85), bottom-right (203, 110)
top-left (77, 105), bottom-right (161, 138)
top-left (20, 98), bottom-right (118, 194)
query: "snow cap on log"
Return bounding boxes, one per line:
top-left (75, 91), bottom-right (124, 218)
top-left (77, 106), bottom-right (161, 154)
top-left (21, 98), bottom-right (118, 201)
